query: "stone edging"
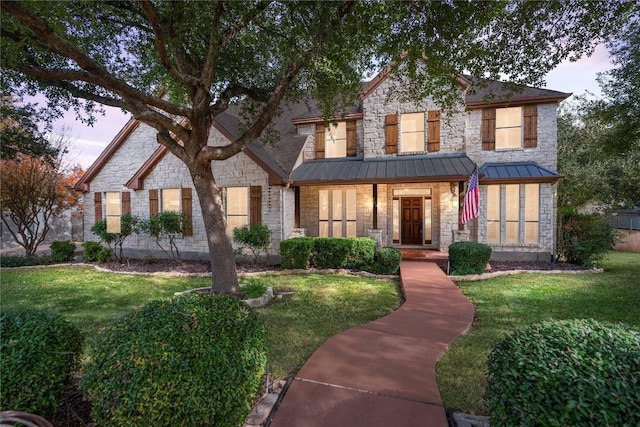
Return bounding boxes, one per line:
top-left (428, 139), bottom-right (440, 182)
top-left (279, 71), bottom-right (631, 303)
top-left (449, 267), bottom-right (603, 282)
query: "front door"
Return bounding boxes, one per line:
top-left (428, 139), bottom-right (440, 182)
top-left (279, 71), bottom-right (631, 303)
top-left (401, 197), bottom-right (422, 245)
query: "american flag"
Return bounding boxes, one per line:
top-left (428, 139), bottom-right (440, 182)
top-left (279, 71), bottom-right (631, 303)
top-left (461, 167), bottom-right (479, 225)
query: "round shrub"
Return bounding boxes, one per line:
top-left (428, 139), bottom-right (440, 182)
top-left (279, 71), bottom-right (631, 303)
top-left (486, 319), bottom-right (640, 427)
top-left (82, 241), bottom-right (111, 263)
top-left (82, 293), bottom-right (267, 427)
top-left (448, 241), bottom-right (492, 275)
top-left (371, 247), bottom-right (402, 275)
top-left (1, 309), bottom-right (83, 417)
top-left (50, 240), bottom-right (76, 262)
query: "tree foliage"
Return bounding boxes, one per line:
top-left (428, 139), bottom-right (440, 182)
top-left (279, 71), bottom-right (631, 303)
top-left (1, 0), bottom-right (634, 293)
top-left (0, 154), bottom-right (82, 255)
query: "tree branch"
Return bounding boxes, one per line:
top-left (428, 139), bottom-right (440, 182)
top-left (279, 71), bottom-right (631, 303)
top-left (2, 1), bottom-right (191, 119)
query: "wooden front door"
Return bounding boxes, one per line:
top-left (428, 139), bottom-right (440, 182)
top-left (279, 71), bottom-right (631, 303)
top-left (401, 197), bottom-right (422, 244)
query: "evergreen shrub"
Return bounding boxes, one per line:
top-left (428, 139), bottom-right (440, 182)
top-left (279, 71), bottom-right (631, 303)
top-left (448, 241), bottom-right (492, 275)
top-left (486, 319), bottom-right (640, 426)
top-left (83, 293), bottom-right (267, 427)
top-left (371, 247), bottom-right (402, 275)
top-left (50, 240), bottom-right (76, 262)
top-left (279, 237), bottom-right (315, 269)
top-left (1, 309), bottom-right (83, 417)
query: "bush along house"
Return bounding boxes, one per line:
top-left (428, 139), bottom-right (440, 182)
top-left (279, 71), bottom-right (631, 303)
top-left (75, 71), bottom-right (569, 262)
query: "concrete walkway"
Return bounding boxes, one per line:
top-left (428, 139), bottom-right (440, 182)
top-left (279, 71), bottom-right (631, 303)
top-left (269, 261), bottom-right (475, 427)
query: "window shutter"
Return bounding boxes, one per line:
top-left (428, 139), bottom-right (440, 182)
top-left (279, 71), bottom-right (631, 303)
top-left (346, 120), bottom-right (357, 157)
top-left (482, 108), bottom-right (496, 151)
top-left (149, 189), bottom-right (159, 217)
top-left (427, 110), bottom-right (441, 152)
top-left (121, 192), bottom-right (131, 215)
top-left (385, 114), bottom-right (398, 154)
top-left (250, 186), bottom-right (262, 225)
top-left (523, 105), bottom-right (538, 148)
top-left (315, 124), bottom-right (325, 159)
top-left (181, 187), bottom-right (193, 236)
top-left (94, 192), bottom-right (102, 222)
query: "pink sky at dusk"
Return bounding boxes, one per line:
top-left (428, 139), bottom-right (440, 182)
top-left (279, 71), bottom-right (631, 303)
top-left (51, 44), bottom-right (613, 169)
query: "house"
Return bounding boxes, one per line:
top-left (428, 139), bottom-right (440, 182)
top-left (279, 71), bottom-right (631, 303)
top-left (75, 72), bottom-right (570, 262)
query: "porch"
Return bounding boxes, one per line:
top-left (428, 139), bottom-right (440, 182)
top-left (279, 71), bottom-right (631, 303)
top-left (398, 247), bottom-right (450, 271)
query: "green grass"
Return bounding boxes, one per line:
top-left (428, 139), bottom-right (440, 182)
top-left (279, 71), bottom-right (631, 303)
top-left (0, 266), bottom-right (400, 381)
top-left (436, 251), bottom-right (640, 415)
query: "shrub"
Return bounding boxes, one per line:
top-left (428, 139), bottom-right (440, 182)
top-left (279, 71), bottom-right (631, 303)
top-left (0, 255), bottom-right (52, 268)
top-left (311, 238), bottom-right (375, 270)
top-left (448, 241), bottom-right (492, 275)
top-left (557, 207), bottom-right (617, 267)
top-left (1, 309), bottom-right (83, 417)
top-left (90, 214), bottom-right (139, 263)
top-left (82, 241), bottom-right (112, 263)
top-left (83, 293), bottom-right (267, 427)
top-left (371, 247), bottom-right (402, 275)
top-left (233, 223), bottom-right (272, 263)
top-left (280, 237), bottom-right (315, 269)
top-left (486, 319), bottom-right (640, 427)
top-left (50, 240), bottom-right (76, 262)
top-left (138, 212), bottom-right (187, 262)
top-left (240, 280), bottom-right (268, 299)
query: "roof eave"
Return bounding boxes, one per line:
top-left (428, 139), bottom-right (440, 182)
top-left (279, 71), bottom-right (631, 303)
top-left (479, 176), bottom-right (563, 185)
top-left (290, 175), bottom-right (471, 187)
top-left (466, 94), bottom-right (572, 109)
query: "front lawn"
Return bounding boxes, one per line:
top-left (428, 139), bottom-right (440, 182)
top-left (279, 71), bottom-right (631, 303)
top-left (0, 267), bottom-right (401, 381)
top-left (436, 251), bottom-right (640, 415)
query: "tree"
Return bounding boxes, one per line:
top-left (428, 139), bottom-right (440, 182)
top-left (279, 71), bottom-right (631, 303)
top-left (1, 1), bottom-right (634, 293)
top-left (0, 154), bottom-right (82, 255)
top-left (0, 96), bottom-right (59, 161)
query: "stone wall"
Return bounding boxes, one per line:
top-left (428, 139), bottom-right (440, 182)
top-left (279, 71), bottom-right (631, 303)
top-left (83, 123), bottom-right (290, 260)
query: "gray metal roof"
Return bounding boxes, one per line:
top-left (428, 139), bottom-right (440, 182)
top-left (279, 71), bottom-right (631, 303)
top-left (479, 162), bottom-right (561, 183)
top-left (290, 154), bottom-right (476, 185)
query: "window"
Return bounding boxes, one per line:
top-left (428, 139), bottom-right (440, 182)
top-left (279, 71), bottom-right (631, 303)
top-left (325, 122), bottom-right (347, 158)
top-left (495, 107), bottom-right (522, 149)
top-left (486, 184), bottom-right (540, 244)
top-left (161, 189), bottom-right (180, 212)
top-left (226, 187), bottom-right (248, 235)
top-left (400, 112), bottom-right (425, 152)
top-left (105, 192), bottom-right (121, 233)
top-left (318, 189), bottom-right (357, 237)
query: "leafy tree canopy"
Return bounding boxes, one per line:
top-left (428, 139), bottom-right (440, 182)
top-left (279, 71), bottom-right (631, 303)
top-left (1, 0), bottom-right (635, 292)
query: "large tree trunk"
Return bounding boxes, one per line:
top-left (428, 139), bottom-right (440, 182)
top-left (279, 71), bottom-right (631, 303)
top-left (188, 160), bottom-right (239, 294)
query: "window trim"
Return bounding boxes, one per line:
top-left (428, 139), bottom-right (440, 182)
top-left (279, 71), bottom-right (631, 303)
top-left (400, 112), bottom-right (425, 153)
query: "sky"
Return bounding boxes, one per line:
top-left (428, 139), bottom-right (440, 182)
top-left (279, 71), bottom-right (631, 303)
top-left (50, 44), bottom-right (613, 169)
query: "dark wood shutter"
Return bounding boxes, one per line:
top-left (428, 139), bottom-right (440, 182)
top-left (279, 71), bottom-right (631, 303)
top-left (149, 189), bottom-right (159, 217)
top-left (427, 110), bottom-right (441, 152)
top-left (346, 120), bottom-right (357, 157)
top-left (181, 187), bottom-right (193, 236)
top-left (94, 192), bottom-right (102, 222)
top-left (482, 108), bottom-right (496, 151)
top-left (385, 114), bottom-right (398, 154)
top-left (315, 124), bottom-right (325, 159)
top-left (121, 192), bottom-right (131, 215)
top-left (523, 105), bottom-right (538, 148)
top-left (250, 186), bottom-right (262, 225)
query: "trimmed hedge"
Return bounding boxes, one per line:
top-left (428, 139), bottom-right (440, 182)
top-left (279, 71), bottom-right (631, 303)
top-left (371, 247), bottom-right (402, 275)
top-left (448, 241), bottom-right (492, 275)
top-left (1, 309), bottom-right (83, 417)
top-left (281, 237), bottom-right (376, 270)
top-left (486, 319), bottom-right (640, 426)
top-left (50, 240), bottom-right (76, 262)
top-left (280, 237), bottom-right (315, 269)
top-left (82, 293), bottom-right (267, 427)
top-left (0, 255), bottom-right (53, 268)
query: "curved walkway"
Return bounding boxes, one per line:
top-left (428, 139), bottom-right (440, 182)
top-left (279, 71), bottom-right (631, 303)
top-left (269, 261), bottom-right (475, 427)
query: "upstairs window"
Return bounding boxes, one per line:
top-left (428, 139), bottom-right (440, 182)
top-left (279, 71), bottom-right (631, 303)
top-left (315, 121), bottom-right (357, 159)
top-left (495, 107), bottom-right (522, 149)
top-left (400, 112), bottom-right (425, 152)
top-left (482, 105), bottom-right (537, 150)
